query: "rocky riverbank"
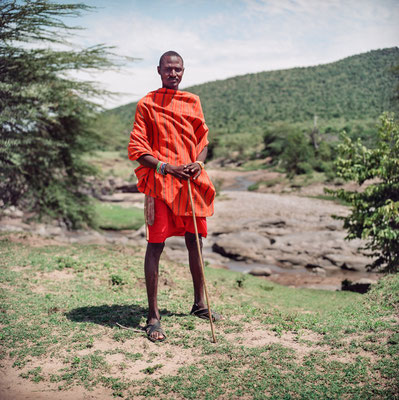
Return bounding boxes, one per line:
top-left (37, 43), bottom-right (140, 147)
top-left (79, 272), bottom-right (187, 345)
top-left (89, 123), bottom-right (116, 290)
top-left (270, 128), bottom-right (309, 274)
top-left (0, 170), bottom-right (381, 291)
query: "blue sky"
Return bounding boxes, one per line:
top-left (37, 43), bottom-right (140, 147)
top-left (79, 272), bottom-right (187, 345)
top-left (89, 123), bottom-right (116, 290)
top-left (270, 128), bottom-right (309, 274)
top-left (64, 0), bottom-right (399, 108)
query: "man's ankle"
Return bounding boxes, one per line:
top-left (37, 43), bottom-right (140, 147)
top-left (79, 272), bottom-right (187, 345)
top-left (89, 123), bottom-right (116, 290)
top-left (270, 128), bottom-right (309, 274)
top-left (194, 301), bottom-right (206, 309)
top-left (147, 312), bottom-right (161, 323)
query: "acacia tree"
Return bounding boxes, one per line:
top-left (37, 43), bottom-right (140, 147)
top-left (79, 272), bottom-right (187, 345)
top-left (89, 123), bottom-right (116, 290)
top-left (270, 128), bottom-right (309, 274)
top-left (329, 113), bottom-right (399, 273)
top-left (0, 0), bottom-right (124, 228)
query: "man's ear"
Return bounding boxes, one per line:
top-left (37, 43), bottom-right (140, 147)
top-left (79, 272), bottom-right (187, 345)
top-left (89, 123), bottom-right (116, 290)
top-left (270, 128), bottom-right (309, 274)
top-left (157, 66), bottom-right (161, 75)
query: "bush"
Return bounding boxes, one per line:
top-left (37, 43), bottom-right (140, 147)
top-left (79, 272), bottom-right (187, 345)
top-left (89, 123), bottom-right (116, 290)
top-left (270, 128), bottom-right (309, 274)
top-left (0, 1), bottom-right (126, 228)
top-left (365, 274), bottom-right (399, 312)
top-left (213, 132), bottom-right (264, 161)
top-left (328, 113), bottom-right (399, 272)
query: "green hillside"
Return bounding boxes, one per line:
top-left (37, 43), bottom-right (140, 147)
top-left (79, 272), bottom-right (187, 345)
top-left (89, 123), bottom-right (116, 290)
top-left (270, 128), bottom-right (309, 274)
top-left (103, 47), bottom-right (398, 141)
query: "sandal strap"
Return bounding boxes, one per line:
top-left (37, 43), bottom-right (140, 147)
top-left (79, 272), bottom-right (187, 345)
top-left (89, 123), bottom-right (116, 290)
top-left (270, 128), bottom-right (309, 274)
top-left (145, 320), bottom-right (166, 341)
top-left (190, 304), bottom-right (222, 321)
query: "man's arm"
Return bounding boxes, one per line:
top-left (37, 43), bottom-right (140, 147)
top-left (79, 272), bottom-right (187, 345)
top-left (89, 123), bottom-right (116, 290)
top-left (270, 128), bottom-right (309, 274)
top-left (137, 146), bottom-right (208, 181)
top-left (137, 154), bottom-right (191, 180)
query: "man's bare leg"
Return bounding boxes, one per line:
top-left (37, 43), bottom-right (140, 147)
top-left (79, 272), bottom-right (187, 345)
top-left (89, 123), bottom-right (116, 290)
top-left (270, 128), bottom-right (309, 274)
top-left (144, 242), bottom-right (165, 341)
top-left (185, 232), bottom-right (206, 309)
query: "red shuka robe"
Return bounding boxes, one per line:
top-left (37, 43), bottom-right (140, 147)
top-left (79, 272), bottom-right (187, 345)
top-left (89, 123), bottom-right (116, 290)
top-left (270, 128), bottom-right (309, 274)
top-left (127, 88), bottom-right (215, 217)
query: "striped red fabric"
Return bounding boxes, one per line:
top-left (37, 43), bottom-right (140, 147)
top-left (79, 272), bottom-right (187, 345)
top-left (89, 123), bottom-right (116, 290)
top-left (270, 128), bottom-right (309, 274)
top-left (128, 88), bottom-right (215, 217)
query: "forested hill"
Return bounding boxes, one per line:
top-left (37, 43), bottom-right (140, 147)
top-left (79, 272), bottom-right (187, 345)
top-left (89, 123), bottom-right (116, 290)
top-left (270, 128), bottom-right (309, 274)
top-left (105, 47), bottom-right (398, 136)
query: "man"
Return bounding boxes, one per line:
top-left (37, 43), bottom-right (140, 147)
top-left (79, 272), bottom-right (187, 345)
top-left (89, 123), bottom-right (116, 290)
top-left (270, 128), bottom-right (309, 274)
top-left (128, 51), bottom-right (222, 342)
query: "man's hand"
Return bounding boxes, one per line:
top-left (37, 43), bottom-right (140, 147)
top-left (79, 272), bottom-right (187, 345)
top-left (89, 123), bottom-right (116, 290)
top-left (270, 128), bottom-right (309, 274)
top-left (165, 163), bottom-right (202, 180)
top-left (165, 164), bottom-right (191, 180)
top-left (184, 162), bottom-right (202, 180)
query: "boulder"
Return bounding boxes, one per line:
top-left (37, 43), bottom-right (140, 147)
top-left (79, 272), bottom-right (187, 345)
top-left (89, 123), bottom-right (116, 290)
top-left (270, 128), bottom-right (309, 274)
top-left (212, 231), bottom-right (272, 261)
top-left (305, 264), bottom-right (327, 276)
top-left (3, 206), bottom-right (24, 218)
top-left (248, 267), bottom-right (272, 276)
top-left (323, 253), bottom-right (370, 271)
top-left (341, 278), bottom-right (378, 294)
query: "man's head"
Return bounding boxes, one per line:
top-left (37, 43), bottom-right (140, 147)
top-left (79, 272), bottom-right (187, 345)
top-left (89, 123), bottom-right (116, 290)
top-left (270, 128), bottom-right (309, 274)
top-left (158, 51), bottom-right (184, 90)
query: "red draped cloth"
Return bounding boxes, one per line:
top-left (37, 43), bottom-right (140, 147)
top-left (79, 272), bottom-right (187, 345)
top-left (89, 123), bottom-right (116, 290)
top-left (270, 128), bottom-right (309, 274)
top-left (128, 88), bottom-right (215, 217)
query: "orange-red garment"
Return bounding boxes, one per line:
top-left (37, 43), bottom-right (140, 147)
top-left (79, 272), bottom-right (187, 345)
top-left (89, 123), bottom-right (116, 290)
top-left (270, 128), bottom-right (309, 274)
top-left (148, 198), bottom-right (207, 243)
top-left (128, 88), bottom-right (215, 217)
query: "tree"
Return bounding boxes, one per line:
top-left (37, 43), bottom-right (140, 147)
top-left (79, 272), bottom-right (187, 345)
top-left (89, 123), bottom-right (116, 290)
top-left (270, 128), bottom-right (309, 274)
top-left (328, 113), bottom-right (399, 273)
top-left (0, 0), bottom-right (125, 228)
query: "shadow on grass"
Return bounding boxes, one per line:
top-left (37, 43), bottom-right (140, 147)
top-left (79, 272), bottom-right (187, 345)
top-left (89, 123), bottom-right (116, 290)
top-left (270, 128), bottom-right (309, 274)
top-left (66, 304), bottom-right (186, 330)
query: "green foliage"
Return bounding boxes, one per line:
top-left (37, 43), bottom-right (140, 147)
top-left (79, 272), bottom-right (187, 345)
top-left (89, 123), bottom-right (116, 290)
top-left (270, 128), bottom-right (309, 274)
top-left (103, 48), bottom-right (399, 154)
top-left (260, 122), bottom-right (337, 178)
top-left (0, 1), bottom-right (125, 228)
top-left (328, 113), bottom-right (399, 272)
top-left (212, 131), bottom-right (264, 161)
top-left (141, 364), bottom-right (163, 375)
top-left (110, 274), bottom-right (124, 286)
top-left (192, 48), bottom-right (399, 130)
top-left (281, 131), bottom-right (315, 177)
top-left (365, 274), bottom-right (399, 312)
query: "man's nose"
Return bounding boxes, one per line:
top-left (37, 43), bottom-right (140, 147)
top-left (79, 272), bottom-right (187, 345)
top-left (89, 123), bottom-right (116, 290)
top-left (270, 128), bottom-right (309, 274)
top-left (170, 69), bottom-right (177, 77)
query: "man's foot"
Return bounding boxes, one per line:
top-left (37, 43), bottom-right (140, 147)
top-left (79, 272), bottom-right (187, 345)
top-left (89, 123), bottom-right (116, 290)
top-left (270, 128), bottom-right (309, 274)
top-left (190, 304), bottom-right (223, 321)
top-left (144, 320), bottom-right (166, 342)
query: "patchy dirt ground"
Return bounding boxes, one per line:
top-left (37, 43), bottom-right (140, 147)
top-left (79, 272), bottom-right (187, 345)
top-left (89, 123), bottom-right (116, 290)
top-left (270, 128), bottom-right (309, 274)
top-left (0, 229), bottom-right (396, 400)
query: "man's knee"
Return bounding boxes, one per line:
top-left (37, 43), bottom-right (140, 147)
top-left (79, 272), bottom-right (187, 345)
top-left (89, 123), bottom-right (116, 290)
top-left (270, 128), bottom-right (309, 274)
top-left (185, 232), bottom-right (202, 251)
top-left (146, 242), bottom-right (165, 257)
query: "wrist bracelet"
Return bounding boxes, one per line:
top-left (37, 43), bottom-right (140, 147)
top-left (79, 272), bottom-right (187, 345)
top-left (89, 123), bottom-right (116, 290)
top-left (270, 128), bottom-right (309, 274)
top-left (160, 162), bottom-right (168, 175)
top-left (196, 161), bottom-right (205, 170)
top-left (156, 161), bottom-right (168, 176)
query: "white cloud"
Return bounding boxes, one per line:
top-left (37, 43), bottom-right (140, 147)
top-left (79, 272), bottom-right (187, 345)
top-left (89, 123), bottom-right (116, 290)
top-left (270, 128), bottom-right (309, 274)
top-left (69, 0), bottom-right (399, 108)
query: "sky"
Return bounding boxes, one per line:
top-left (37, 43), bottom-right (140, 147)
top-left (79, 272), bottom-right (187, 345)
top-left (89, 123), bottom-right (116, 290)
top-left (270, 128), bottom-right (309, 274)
top-left (62, 0), bottom-right (399, 109)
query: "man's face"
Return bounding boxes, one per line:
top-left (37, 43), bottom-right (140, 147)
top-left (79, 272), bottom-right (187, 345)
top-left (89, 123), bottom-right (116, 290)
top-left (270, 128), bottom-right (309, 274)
top-left (157, 55), bottom-right (184, 90)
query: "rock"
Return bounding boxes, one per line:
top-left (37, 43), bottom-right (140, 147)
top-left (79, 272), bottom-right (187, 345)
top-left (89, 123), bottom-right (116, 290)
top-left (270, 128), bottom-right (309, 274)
top-left (208, 264), bottom-right (229, 270)
top-left (165, 236), bottom-right (186, 249)
top-left (277, 254), bottom-right (312, 268)
top-left (212, 231), bottom-right (272, 261)
top-left (163, 248), bottom-right (188, 265)
top-left (312, 267), bottom-right (326, 277)
top-left (305, 264), bottom-right (327, 276)
top-left (258, 219), bottom-right (286, 228)
top-left (341, 278), bottom-right (378, 294)
top-left (3, 207), bottom-right (24, 218)
top-left (323, 253), bottom-right (370, 271)
top-left (118, 184), bottom-right (139, 193)
top-left (109, 177), bottom-right (128, 189)
top-left (99, 194), bottom-right (125, 202)
top-left (324, 221), bottom-right (342, 231)
top-left (248, 267), bottom-right (272, 276)
top-left (321, 265), bottom-right (341, 274)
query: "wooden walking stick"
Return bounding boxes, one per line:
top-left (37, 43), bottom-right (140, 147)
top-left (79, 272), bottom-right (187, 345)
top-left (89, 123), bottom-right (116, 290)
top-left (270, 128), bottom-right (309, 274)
top-left (187, 179), bottom-right (217, 343)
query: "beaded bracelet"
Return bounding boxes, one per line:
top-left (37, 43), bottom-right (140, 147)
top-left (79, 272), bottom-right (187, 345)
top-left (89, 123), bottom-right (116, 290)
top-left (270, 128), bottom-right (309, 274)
top-left (160, 162), bottom-right (167, 175)
top-left (156, 161), bottom-right (168, 176)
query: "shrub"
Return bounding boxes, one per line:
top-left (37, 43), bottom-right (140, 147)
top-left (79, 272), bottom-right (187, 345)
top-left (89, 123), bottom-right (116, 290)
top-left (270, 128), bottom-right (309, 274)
top-left (327, 113), bottom-right (399, 272)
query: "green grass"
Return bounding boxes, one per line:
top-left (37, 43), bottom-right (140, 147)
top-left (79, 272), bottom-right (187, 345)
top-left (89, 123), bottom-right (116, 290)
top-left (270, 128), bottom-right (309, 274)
top-left (248, 178), bottom-right (282, 191)
top-left (307, 194), bottom-right (351, 206)
top-left (0, 232), bottom-right (398, 399)
top-left (92, 201), bottom-right (144, 230)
